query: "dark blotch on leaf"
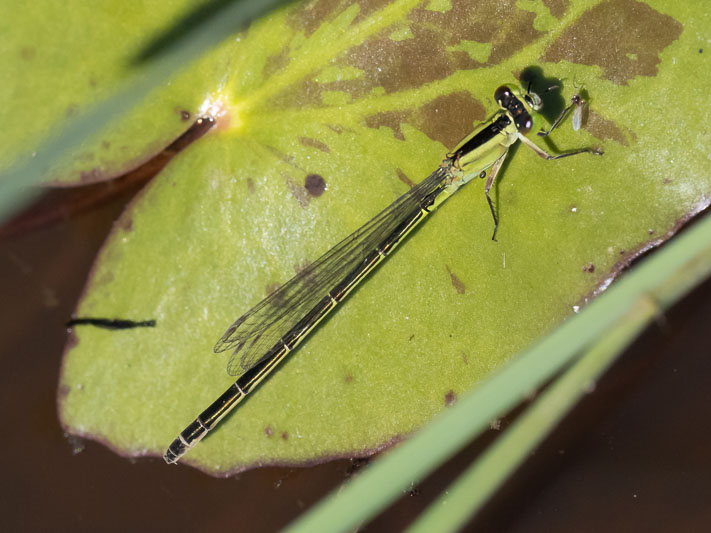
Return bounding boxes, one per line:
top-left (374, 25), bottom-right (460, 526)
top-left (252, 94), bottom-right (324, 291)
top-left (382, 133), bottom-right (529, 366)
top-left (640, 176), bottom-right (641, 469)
top-left (304, 174), bottom-right (327, 197)
top-left (542, 0), bottom-right (683, 85)
top-left (445, 390), bottom-right (457, 406)
top-left (365, 110), bottom-right (408, 141)
top-left (583, 263), bottom-right (595, 273)
top-left (299, 137), bottom-right (330, 153)
top-left (180, 110), bottom-right (191, 121)
top-left (396, 169), bottom-right (416, 189)
top-left (446, 265), bottom-right (466, 294)
top-left (418, 92), bottom-right (486, 149)
top-left (281, 431), bottom-right (289, 441)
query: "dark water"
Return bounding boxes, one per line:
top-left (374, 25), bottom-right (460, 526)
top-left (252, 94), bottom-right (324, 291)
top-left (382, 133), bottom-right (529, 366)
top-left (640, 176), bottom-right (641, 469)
top-left (1, 182), bottom-right (709, 532)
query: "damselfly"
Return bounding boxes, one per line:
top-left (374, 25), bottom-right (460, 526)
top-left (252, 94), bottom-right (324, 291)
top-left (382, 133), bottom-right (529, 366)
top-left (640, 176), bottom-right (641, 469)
top-left (164, 83), bottom-right (602, 464)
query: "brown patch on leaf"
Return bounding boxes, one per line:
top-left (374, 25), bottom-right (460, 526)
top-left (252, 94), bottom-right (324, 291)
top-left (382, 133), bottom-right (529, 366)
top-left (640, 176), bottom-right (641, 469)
top-left (286, 0), bottom-right (344, 36)
top-left (446, 265), bottom-right (466, 294)
top-left (263, 46), bottom-right (291, 79)
top-left (365, 110), bottom-right (409, 140)
top-left (417, 92), bottom-right (486, 149)
top-left (365, 92), bottom-right (485, 147)
top-left (583, 263), bottom-right (595, 273)
top-left (542, 0), bottom-right (683, 85)
top-left (268, 79), bottom-right (324, 109)
top-left (585, 110), bottom-right (633, 146)
top-left (326, 124), bottom-right (344, 134)
top-left (299, 137), bottom-right (330, 153)
top-left (333, 0), bottom-right (540, 97)
top-left (305, 173), bottom-right (327, 197)
top-left (396, 168), bottom-right (416, 188)
top-left (266, 145), bottom-right (296, 165)
top-left (281, 431), bottom-right (289, 441)
top-left (543, 0), bottom-right (568, 19)
top-left (445, 390), bottom-right (457, 406)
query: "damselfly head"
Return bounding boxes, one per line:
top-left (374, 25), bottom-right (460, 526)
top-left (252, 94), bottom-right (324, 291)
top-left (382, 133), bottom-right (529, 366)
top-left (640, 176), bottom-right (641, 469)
top-left (494, 85), bottom-right (536, 135)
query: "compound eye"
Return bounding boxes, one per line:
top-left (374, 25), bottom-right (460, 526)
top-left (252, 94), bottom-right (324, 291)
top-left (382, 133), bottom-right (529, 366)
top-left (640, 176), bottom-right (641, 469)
top-left (494, 85), bottom-right (511, 105)
top-left (518, 114), bottom-right (533, 134)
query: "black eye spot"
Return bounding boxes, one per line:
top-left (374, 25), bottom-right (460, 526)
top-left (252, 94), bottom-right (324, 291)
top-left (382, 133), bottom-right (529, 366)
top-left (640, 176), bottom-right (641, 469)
top-left (518, 116), bottom-right (532, 134)
top-left (494, 85), bottom-right (511, 105)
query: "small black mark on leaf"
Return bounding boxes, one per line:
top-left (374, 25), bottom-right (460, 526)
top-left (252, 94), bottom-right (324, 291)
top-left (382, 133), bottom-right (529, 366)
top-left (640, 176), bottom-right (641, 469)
top-left (304, 174), bottom-right (327, 197)
top-left (180, 110), bottom-right (191, 121)
top-left (445, 390), bottom-right (457, 406)
top-left (582, 263), bottom-right (595, 273)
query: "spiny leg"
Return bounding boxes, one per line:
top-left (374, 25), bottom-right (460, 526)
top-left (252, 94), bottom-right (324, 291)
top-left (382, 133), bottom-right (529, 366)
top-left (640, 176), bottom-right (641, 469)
top-left (484, 151), bottom-right (509, 241)
top-left (517, 132), bottom-right (603, 160)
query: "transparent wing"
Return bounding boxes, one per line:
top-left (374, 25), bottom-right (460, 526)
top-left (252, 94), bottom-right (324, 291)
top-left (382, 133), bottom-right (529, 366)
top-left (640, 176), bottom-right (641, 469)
top-left (215, 166), bottom-right (451, 376)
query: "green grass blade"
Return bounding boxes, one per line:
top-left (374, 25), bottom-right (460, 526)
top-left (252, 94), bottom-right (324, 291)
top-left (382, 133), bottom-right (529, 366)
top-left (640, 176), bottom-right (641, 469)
top-left (286, 211), bottom-right (711, 533)
top-left (407, 297), bottom-right (658, 533)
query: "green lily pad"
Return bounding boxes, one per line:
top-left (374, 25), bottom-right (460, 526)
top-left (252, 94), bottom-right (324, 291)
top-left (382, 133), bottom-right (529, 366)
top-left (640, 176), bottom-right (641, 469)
top-left (59, 0), bottom-right (709, 475)
top-left (0, 0), bottom-right (230, 184)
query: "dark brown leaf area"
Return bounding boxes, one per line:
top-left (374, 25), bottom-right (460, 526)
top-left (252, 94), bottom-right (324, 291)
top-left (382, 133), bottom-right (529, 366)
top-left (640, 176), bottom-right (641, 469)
top-left (365, 91), bottom-right (486, 149)
top-left (333, 0), bottom-right (541, 96)
top-left (543, 0), bottom-right (683, 85)
top-left (269, 0), bottom-right (542, 121)
top-left (543, 0), bottom-right (569, 19)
